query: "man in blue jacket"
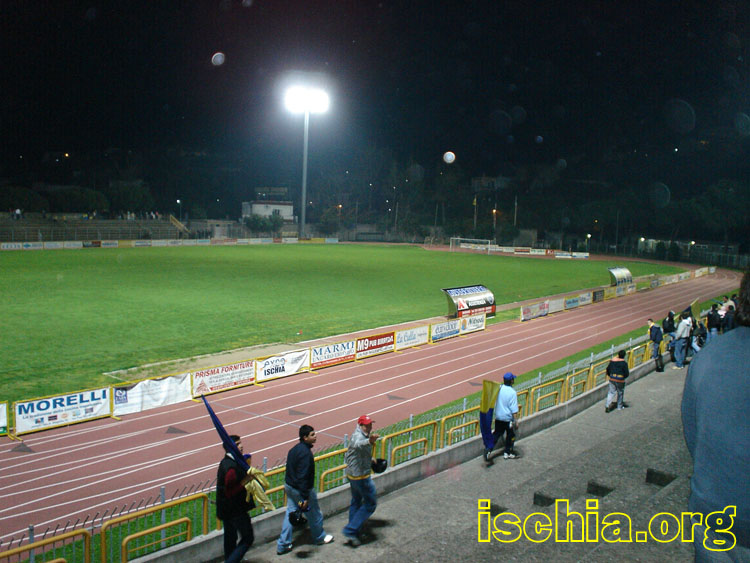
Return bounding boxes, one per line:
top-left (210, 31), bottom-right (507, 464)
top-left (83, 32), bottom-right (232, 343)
top-left (276, 424), bottom-right (334, 555)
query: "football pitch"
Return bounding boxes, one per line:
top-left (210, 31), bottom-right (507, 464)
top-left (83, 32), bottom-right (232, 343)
top-left (0, 244), bottom-right (681, 404)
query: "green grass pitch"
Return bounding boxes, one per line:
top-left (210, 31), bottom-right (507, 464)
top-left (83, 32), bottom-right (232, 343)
top-left (0, 244), bottom-right (681, 404)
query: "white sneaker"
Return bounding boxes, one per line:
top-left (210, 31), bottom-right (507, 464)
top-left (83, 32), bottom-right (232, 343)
top-left (503, 452), bottom-right (517, 459)
top-left (317, 534), bottom-right (334, 545)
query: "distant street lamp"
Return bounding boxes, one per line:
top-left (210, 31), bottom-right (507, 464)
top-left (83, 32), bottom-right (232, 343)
top-left (492, 208), bottom-right (497, 241)
top-left (284, 85), bottom-right (330, 239)
top-left (586, 233), bottom-right (592, 252)
top-left (177, 199), bottom-right (182, 222)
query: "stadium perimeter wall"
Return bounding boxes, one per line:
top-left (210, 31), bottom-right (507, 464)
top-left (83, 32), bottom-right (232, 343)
top-left (133, 358), bottom-right (658, 563)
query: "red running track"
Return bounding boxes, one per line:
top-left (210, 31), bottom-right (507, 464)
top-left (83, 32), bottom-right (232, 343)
top-left (0, 269), bottom-right (740, 545)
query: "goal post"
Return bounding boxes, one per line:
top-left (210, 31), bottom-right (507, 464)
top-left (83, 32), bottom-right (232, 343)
top-left (449, 237), bottom-right (493, 254)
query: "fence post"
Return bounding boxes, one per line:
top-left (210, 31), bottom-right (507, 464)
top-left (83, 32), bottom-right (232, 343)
top-left (537, 372), bottom-right (542, 385)
top-left (28, 525), bottom-right (35, 563)
top-left (461, 398), bottom-right (468, 441)
top-left (408, 414), bottom-right (414, 457)
top-left (160, 486), bottom-right (167, 548)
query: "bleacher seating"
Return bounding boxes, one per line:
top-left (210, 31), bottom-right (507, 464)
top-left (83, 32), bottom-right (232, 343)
top-left (0, 217), bottom-right (181, 242)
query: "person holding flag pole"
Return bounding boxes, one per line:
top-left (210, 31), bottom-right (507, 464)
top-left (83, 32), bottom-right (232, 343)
top-left (479, 372), bottom-right (519, 466)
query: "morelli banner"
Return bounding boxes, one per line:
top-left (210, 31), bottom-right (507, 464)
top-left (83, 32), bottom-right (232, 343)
top-left (192, 360), bottom-right (255, 396)
top-left (311, 341), bottom-right (356, 369)
top-left (15, 388), bottom-right (111, 435)
top-left (256, 349), bottom-right (311, 383)
top-left (356, 332), bottom-right (395, 360)
top-left (442, 285), bottom-right (496, 318)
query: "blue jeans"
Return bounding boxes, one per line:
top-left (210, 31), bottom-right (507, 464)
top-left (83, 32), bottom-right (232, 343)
top-left (277, 484), bottom-right (326, 550)
top-left (342, 477), bottom-right (377, 538)
top-left (674, 337), bottom-right (688, 367)
top-left (223, 512), bottom-right (253, 563)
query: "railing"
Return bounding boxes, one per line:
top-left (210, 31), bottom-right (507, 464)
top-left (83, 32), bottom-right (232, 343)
top-left (0, 332), bottom-right (673, 562)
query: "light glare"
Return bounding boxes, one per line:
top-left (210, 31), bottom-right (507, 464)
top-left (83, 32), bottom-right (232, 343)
top-left (284, 86), bottom-right (330, 114)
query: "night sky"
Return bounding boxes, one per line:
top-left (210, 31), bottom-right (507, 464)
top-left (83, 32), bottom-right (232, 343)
top-left (3, 0), bottom-right (750, 194)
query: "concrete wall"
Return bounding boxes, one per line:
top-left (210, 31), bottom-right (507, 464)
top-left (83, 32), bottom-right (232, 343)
top-left (135, 360), bottom-right (658, 562)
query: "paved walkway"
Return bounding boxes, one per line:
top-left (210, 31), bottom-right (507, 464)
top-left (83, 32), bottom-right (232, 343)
top-left (237, 365), bottom-right (695, 562)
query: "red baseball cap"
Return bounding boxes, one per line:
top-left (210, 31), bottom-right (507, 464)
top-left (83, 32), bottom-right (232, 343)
top-left (357, 415), bottom-right (374, 425)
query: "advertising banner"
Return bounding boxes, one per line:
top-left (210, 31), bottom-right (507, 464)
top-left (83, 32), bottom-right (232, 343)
top-left (15, 388), bottom-right (111, 435)
top-left (430, 319), bottom-right (461, 342)
top-left (593, 289), bottom-right (605, 302)
top-left (167, 239), bottom-right (183, 246)
top-left (521, 301), bottom-right (549, 321)
top-left (650, 278), bottom-right (662, 289)
top-left (112, 374), bottom-right (191, 416)
top-left (0, 402), bottom-right (7, 435)
top-left (182, 239), bottom-right (197, 246)
top-left (152, 239), bottom-right (167, 246)
top-left (101, 240), bottom-right (118, 248)
top-left (572, 252), bottom-right (589, 259)
top-left (355, 332), bottom-right (395, 360)
top-left (514, 247), bottom-right (531, 254)
top-left (626, 283), bottom-right (636, 294)
top-left (578, 292), bottom-right (592, 306)
top-left (1, 242), bottom-right (23, 250)
top-left (43, 241), bottom-right (64, 250)
top-left (460, 314), bottom-right (486, 334)
top-left (396, 326), bottom-right (430, 350)
top-left (83, 241), bottom-right (101, 248)
top-left (64, 241), bottom-right (83, 249)
top-left (311, 340), bottom-right (357, 369)
top-left (197, 239), bottom-right (211, 245)
top-left (192, 360), bottom-right (256, 397)
top-left (604, 287), bottom-right (617, 300)
top-left (548, 298), bottom-right (565, 314)
top-left (564, 296), bottom-right (580, 310)
top-left (134, 240), bottom-right (152, 247)
top-left (256, 349), bottom-right (311, 382)
top-left (554, 251), bottom-right (572, 259)
top-left (616, 285), bottom-right (626, 296)
top-left (678, 272), bottom-right (691, 281)
top-left (22, 242), bottom-right (44, 250)
top-left (282, 237), bottom-right (299, 244)
top-left (442, 285), bottom-right (496, 318)
top-left (530, 249), bottom-right (546, 256)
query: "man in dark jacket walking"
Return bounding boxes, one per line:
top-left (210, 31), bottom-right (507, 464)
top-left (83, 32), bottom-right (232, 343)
top-left (605, 350), bottom-right (630, 412)
top-left (276, 425), bottom-right (334, 555)
top-left (706, 303), bottom-right (722, 344)
top-left (216, 435), bottom-right (254, 563)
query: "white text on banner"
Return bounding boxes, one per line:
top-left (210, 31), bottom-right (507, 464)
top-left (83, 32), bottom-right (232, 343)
top-left (311, 341), bottom-right (356, 369)
top-left (431, 319), bottom-right (461, 342)
top-left (395, 326), bottom-right (430, 351)
top-left (355, 332), bottom-right (395, 360)
top-left (192, 360), bottom-right (255, 396)
top-left (113, 374), bottom-right (191, 416)
top-left (15, 389), bottom-right (110, 434)
top-left (459, 314), bottom-right (486, 334)
top-left (256, 349), bottom-right (311, 383)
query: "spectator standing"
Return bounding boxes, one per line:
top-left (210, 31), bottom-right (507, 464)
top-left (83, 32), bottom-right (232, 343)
top-left (605, 350), bottom-right (630, 412)
top-left (276, 425), bottom-right (334, 555)
top-left (484, 372), bottom-right (519, 464)
top-left (682, 271), bottom-right (750, 562)
top-left (648, 319), bottom-right (665, 372)
top-left (342, 415), bottom-right (379, 547)
top-left (673, 311), bottom-right (692, 369)
top-left (662, 310), bottom-right (677, 355)
top-left (216, 434), bottom-right (254, 563)
top-left (723, 305), bottom-right (736, 332)
top-left (706, 304), bottom-right (721, 343)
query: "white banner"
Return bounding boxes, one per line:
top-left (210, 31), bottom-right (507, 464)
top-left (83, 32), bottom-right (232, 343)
top-left (548, 298), bottom-right (565, 314)
top-left (282, 237), bottom-right (299, 244)
top-left (152, 240), bottom-right (168, 247)
top-left (64, 241), bottom-right (84, 249)
top-left (1, 242), bottom-right (23, 250)
top-left (192, 361), bottom-right (255, 396)
top-left (311, 340), bottom-right (356, 369)
top-left (396, 326), bottom-right (430, 350)
top-left (182, 239), bottom-right (197, 246)
top-left (460, 314), bottom-right (485, 334)
top-left (43, 241), bottom-right (64, 249)
top-left (112, 374), bottom-right (191, 416)
top-left (256, 349), bottom-right (310, 383)
top-left (134, 240), bottom-right (152, 247)
top-left (578, 292), bottom-right (593, 306)
top-left (0, 402), bottom-right (7, 435)
top-left (431, 319), bottom-right (461, 342)
top-left (21, 242), bottom-right (44, 250)
top-left (15, 389), bottom-right (110, 434)
top-left (101, 240), bottom-right (119, 248)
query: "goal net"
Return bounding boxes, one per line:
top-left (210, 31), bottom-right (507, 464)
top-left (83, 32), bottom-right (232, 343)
top-left (449, 237), bottom-right (493, 254)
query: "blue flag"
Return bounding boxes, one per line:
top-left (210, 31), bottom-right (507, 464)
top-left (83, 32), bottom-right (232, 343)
top-left (479, 380), bottom-right (501, 450)
top-left (201, 395), bottom-right (250, 473)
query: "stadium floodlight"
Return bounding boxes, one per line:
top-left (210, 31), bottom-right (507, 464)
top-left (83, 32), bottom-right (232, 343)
top-left (284, 86), bottom-right (330, 239)
top-left (176, 199), bottom-right (182, 222)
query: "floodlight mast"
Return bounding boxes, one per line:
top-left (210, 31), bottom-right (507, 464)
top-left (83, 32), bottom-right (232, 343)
top-left (284, 86), bottom-right (329, 239)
